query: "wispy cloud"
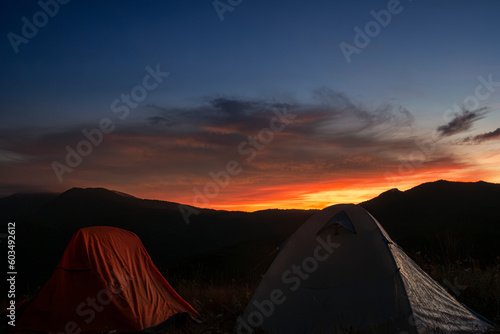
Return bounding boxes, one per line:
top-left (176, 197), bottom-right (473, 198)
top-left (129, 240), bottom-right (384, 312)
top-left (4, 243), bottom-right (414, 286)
top-left (463, 127), bottom-right (500, 143)
top-left (0, 149), bottom-right (32, 163)
top-left (0, 90), bottom-right (476, 205)
top-left (436, 107), bottom-right (489, 137)
top-left (146, 114), bottom-right (173, 124)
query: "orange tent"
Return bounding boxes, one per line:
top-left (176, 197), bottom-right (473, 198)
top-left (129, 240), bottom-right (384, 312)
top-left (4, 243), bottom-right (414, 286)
top-left (12, 226), bottom-right (201, 333)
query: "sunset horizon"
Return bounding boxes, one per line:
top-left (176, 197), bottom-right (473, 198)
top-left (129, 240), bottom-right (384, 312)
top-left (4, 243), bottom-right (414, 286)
top-left (2, 2), bottom-right (500, 332)
top-left (2, 1), bottom-right (500, 212)
top-left (4, 177), bottom-right (498, 213)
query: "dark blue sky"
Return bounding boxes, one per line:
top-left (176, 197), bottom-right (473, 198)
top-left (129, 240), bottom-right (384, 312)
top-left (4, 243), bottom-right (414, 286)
top-left (1, 0), bottom-right (500, 209)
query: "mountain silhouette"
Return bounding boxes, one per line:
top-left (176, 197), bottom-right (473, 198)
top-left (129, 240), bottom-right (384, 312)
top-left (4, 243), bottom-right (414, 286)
top-left (1, 180), bottom-right (499, 298)
top-left (360, 180), bottom-right (500, 261)
top-left (0, 187), bottom-right (314, 297)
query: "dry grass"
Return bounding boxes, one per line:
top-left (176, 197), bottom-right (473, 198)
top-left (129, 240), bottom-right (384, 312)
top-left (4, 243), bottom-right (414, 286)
top-left (418, 257), bottom-right (500, 324)
top-left (172, 279), bottom-right (254, 333)
top-left (162, 257), bottom-right (500, 334)
top-left (6, 258), bottom-right (498, 333)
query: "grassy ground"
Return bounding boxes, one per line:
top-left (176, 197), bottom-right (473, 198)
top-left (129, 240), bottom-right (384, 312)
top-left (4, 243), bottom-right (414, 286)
top-left (162, 264), bottom-right (261, 334)
top-left (418, 257), bottom-right (500, 325)
top-left (162, 255), bottom-right (500, 334)
top-left (3, 255), bottom-right (498, 333)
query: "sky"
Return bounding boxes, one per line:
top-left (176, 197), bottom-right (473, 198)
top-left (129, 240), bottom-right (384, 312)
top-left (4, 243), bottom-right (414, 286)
top-left (1, 0), bottom-right (500, 211)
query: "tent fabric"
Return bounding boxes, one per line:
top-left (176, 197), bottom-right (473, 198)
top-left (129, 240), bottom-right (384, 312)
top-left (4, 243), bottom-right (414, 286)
top-left (390, 243), bottom-right (492, 333)
top-left (240, 204), bottom-right (494, 334)
top-left (316, 210), bottom-right (357, 235)
top-left (12, 226), bottom-right (200, 334)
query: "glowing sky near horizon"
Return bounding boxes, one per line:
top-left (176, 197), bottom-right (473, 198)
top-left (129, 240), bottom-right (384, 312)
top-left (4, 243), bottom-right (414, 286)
top-left (1, 0), bottom-right (500, 211)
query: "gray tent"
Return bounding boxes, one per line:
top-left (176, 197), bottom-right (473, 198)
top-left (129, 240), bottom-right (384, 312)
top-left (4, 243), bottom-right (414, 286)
top-left (239, 204), bottom-right (495, 334)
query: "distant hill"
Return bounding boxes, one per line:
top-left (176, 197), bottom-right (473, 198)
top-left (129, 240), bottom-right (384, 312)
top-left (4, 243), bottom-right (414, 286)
top-left (0, 187), bottom-right (315, 297)
top-left (360, 180), bottom-right (500, 261)
top-left (1, 180), bottom-right (499, 298)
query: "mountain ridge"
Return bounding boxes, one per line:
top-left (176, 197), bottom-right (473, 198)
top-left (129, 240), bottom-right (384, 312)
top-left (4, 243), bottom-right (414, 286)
top-left (2, 180), bottom-right (499, 298)
top-left (360, 179), bottom-right (500, 261)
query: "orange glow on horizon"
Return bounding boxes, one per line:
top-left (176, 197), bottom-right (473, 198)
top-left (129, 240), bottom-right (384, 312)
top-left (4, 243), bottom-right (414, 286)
top-left (117, 165), bottom-right (495, 212)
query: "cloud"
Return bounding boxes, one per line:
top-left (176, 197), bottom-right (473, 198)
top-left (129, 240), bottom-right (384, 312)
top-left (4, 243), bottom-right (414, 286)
top-left (437, 107), bottom-right (489, 137)
top-left (0, 89), bottom-right (468, 204)
top-left (463, 127), bottom-right (500, 143)
top-left (138, 92), bottom-right (418, 164)
top-left (147, 116), bottom-right (176, 128)
top-left (310, 87), bottom-right (414, 129)
top-left (0, 149), bottom-right (32, 163)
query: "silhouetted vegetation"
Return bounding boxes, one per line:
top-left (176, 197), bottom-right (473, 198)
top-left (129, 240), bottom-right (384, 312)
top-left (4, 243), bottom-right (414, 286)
top-left (1, 180), bottom-right (499, 332)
